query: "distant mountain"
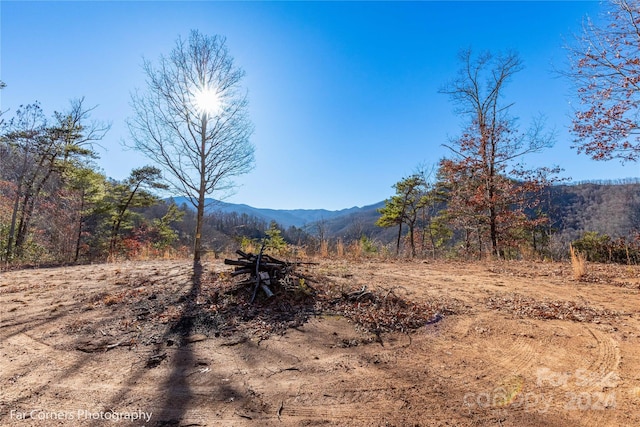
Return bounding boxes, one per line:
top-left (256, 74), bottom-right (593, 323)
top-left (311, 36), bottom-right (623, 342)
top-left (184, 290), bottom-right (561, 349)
top-left (167, 196), bottom-right (381, 229)
top-left (167, 180), bottom-right (640, 245)
top-left (317, 201), bottom-right (387, 238)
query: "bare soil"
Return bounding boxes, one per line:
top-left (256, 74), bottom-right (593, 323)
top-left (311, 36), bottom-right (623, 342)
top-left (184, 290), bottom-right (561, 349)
top-left (1, 257), bottom-right (640, 426)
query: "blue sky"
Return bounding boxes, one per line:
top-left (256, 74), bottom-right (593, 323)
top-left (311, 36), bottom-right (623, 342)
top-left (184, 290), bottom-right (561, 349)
top-left (2, 1), bottom-right (639, 210)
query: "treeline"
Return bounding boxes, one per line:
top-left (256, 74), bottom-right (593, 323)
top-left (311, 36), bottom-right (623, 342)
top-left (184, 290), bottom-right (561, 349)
top-left (0, 104), bottom-right (182, 264)
top-left (0, 99), bottom-right (306, 265)
top-left (1, 97), bottom-right (636, 265)
top-left (328, 179), bottom-right (640, 263)
top-left (4, 0), bottom-right (640, 267)
top-left (0, 99), bottom-right (115, 264)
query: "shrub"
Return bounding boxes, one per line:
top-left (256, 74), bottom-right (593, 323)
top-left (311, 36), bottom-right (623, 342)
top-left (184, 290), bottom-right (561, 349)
top-left (572, 231), bottom-right (640, 264)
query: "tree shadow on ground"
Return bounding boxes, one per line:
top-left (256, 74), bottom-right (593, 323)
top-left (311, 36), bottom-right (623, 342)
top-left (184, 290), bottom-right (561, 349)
top-left (147, 261), bottom-right (222, 426)
top-left (143, 262), bottom-right (320, 425)
top-left (90, 261), bottom-right (244, 427)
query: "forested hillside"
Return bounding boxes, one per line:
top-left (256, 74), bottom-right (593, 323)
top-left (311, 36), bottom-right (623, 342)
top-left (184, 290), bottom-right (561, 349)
top-left (548, 180), bottom-right (640, 241)
top-left (319, 180), bottom-right (640, 261)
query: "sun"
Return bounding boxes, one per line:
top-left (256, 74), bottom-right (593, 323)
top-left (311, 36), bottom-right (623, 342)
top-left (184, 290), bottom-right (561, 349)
top-left (192, 87), bottom-right (222, 116)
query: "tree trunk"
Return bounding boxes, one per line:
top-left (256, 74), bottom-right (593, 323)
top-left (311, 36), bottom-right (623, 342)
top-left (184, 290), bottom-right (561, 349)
top-left (15, 159), bottom-right (56, 257)
top-left (194, 115), bottom-right (207, 266)
top-left (15, 192), bottom-right (37, 258)
top-left (490, 205), bottom-right (498, 257)
top-left (194, 191), bottom-right (205, 265)
top-left (5, 188), bottom-right (21, 262)
top-left (109, 182), bottom-right (141, 258)
top-left (74, 189), bottom-right (86, 263)
top-left (409, 223), bottom-right (416, 258)
top-left (395, 223), bottom-right (403, 255)
top-left (428, 222), bottom-right (437, 259)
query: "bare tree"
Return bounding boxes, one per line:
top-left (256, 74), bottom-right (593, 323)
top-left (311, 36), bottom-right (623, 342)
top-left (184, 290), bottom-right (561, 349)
top-left (439, 49), bottom-right (558, 257)
top-left (128, 30), bottom-right (255, 264)
top-left (565, 0), bottom-right (640, 162)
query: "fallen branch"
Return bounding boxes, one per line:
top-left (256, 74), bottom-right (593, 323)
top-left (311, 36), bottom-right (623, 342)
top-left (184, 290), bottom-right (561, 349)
top-left (224, 245), bottom-right (312, 303)
top-left (277, 401), bottom-right (284, 420)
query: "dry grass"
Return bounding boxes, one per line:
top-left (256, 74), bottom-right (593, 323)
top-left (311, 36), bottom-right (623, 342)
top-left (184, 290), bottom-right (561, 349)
top-left (349, 240), bottom-right (363, 259)
top-left (570, 243), bottom-right (587, 280)
top-left (320, 239), bottom-right (330, 258)
top-left (336, 238), bottom-right (345, 258)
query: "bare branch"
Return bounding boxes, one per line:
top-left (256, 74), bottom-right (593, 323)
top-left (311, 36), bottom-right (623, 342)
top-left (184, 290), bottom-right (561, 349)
top-left (564, 0), bottom-right (640, 162)
top-left (127, 30), bottom-right (255, 263)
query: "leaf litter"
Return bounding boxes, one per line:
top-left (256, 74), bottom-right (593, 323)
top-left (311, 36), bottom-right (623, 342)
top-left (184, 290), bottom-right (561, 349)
top-left (486, 292), bottom-right (622, 322)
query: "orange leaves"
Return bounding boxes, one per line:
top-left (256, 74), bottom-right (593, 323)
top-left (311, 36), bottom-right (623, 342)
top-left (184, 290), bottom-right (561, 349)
top-left (569, 0), bottom-right (640, 161)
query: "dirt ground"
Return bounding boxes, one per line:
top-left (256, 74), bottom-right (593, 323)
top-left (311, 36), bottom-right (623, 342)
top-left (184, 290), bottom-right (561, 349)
top-left (1, 257), bottom-right (640, 426)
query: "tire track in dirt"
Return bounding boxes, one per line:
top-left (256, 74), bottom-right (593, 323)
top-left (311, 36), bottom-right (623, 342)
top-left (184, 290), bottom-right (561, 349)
top-left (569, 326), bottom-right (621, 427)
top-left (277, 388), bottom-right (409, 424)
top-left (584, 326), bottom-right (621, 380)
top-left (421, 306), bottom-right (622, 425)
top-left (447, 322), bottom-right (542, 419)
top-left (536, 325), bottom-right (621, 427)
top-left (446, 315), bottom-right (539, 380)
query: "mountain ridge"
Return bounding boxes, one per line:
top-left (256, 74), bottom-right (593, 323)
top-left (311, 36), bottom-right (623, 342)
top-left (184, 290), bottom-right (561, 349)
top-left (167, 180), bottom-right (640, 243)
top-left (167, 196), bottom-right (382, 228)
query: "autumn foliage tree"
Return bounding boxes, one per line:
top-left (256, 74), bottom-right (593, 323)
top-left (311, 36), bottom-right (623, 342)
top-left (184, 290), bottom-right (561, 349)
top-left (0, 94), bottom-right (195, 264)
top-left (567, 0), bottom-right (640, 162)
top-left (0, 99), bottom-right (108, 261)
top-left (439, 49), bottom-right (560, 258)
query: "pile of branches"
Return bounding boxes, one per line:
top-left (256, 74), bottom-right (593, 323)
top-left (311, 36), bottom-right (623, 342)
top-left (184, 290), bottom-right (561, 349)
top-left (221, 250), bottom-right (463, 336)
top-left (326, 286), bottom-right (458, 334)
top-left (87, 256), bottom-right (465, 342)
top-left (224, 248), bottom-right (316, 303)
top-left (486, 293), bottom-right (621, 322)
